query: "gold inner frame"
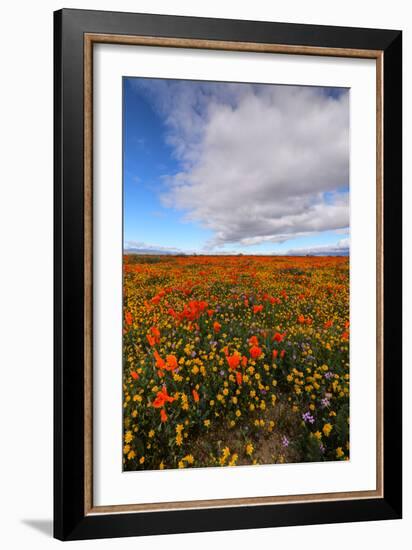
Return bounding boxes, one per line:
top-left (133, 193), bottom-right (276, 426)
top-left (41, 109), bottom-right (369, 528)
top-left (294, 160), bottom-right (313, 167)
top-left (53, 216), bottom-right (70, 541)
top-left (84, 33), bottom-right (384, 515)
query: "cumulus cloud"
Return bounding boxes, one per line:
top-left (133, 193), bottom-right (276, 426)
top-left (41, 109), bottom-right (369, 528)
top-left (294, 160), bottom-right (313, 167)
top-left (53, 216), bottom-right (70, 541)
top-left (131, 79), bottom-right (349, 250)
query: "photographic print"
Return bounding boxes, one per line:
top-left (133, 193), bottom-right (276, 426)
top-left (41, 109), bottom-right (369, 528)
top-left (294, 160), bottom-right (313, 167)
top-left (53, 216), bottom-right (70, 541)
top-left (54, 11), bottom-right (402, 539)
top-left (122, 77), bottom-right (350, 472)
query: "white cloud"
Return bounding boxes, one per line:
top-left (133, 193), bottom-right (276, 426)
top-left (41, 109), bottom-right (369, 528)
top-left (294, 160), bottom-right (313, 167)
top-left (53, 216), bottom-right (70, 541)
top-left (132, 80), bottom-right (349, 250)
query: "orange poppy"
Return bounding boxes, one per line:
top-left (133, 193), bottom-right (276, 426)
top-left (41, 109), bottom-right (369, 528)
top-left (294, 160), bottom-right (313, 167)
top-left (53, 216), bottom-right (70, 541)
top-left (130, 371), bottom-right (139, 380)
top-left (125, 311), bottom-right (133, 326)
top-left (150, 326), bottom-right (161, 343)
top-left (192, 389), bottom-right (200, 402)
top-left (160, 409), bottom-right (168, 422)
top-left (213, 321), bottom-right (221, 333)
top-left (226, 353), bottom-right (241, 371)
top-left (153, 350), bottom-right (165, 369)
top-left (250, 345), bottom-right (262, 360)
top-left (147, 334), bottom-right (156, 346)
top-left (165, 355), bottom-right (178, 371)
top-left (153, 386), bottom-right (175, 408)
top-left (248, 335), bottom-right (259, 346)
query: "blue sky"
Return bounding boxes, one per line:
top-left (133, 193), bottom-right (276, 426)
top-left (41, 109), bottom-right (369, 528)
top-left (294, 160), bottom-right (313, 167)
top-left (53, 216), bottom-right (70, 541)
top-left (123, 77), bottom-right (349, 255)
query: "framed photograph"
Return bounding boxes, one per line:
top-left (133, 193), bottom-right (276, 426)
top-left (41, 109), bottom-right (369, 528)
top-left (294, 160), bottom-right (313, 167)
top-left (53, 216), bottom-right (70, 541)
top-left (54, 8), bottom-right (402, 541)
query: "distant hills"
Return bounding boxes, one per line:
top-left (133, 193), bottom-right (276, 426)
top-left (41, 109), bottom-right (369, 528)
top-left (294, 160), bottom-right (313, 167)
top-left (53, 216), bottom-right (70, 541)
top-left (123, 249), bottom-right (349, 257)
top-left (124, 248), bottom-right (179, 255)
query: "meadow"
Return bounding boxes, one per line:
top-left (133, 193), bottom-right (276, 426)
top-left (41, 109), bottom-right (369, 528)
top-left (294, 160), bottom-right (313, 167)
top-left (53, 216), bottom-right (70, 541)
top-left (123, 255), bottom-right (349, 471)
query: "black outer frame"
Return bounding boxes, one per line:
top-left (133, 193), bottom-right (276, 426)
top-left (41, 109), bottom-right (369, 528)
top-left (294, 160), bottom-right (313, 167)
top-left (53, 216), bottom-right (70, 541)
top-left (54, 8), bottom-right (402, 541)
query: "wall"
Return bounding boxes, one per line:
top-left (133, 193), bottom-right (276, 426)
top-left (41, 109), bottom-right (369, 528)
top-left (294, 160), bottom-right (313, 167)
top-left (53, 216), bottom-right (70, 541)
top-left (0, 1), bottom-right (409, 548)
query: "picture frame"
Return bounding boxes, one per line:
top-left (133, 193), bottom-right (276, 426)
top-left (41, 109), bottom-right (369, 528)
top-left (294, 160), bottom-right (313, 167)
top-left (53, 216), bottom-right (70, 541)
top-left (54, 8), bottom-right (402, 541)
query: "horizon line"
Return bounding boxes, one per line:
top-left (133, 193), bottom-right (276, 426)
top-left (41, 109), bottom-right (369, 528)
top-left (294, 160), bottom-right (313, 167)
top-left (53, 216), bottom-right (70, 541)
top-left (123, 251), bottom-right (349, 258)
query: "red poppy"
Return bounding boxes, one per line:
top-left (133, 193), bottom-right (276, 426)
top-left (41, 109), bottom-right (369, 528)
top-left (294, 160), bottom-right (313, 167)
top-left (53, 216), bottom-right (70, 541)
top-left (236, 371), bottom-right (243, 385)
top-left (192, 389), bottom-right (200, 402)
top-left (280, 350), bottom-right (286, 359)
top-left (272, 332), bottom-right (285, 343)
top-left (272, 349), bottom-right (278, 359)
top-left (253, 305), bottom-right (263, 314)
top-left (130, 371), bottom-right (139, 380)
top-left (298, 314), bottom-right (305, 324)
top-left (160, 409), bottom-right (168, 422)
top-left (324, 320), bottom-right (334, 329)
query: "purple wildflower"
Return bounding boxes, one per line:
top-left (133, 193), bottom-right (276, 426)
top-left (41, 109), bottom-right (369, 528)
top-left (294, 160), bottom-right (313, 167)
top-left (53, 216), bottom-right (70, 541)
top-left (281, 436), bottom-right (290, 448)
top-left (302, 411), bottom-right (315, 424)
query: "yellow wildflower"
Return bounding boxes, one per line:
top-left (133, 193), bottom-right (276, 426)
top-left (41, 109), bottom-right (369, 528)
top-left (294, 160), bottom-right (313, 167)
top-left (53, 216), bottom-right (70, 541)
top-left (323, 423), bottom-right (333, 437)
top-left (245, 443), bottom-right (254, 456)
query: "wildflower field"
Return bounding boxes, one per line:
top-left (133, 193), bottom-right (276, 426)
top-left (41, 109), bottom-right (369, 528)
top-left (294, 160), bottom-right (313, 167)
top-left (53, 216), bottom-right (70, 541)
top-left (123, 255), bottom-right (349, 471)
